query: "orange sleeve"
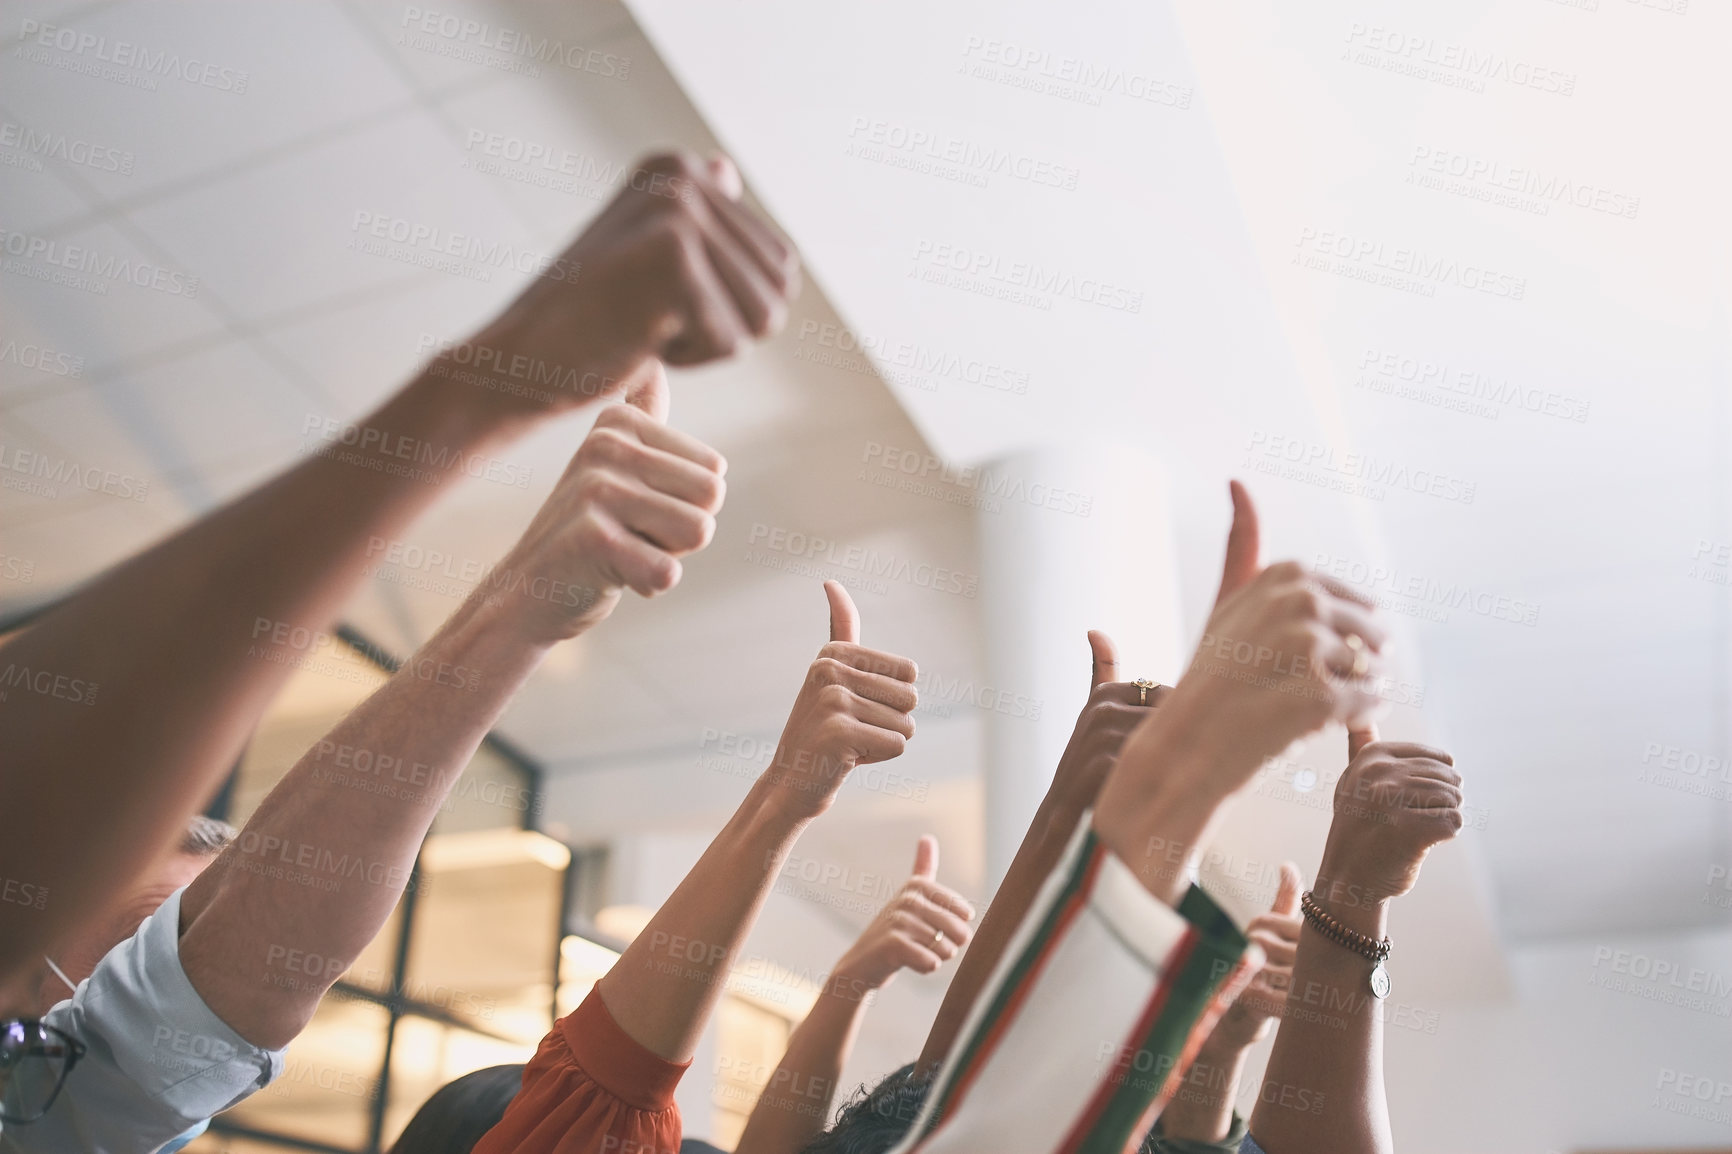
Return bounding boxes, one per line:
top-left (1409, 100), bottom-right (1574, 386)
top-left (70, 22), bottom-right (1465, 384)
top-left (473, 987), bottom-right (689, 1154)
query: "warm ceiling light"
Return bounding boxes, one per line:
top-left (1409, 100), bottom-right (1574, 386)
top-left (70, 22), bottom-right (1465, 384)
top-left (594, 904), bottom-right (655, 943)
top-left (420, 827), bottom-right (573, 872)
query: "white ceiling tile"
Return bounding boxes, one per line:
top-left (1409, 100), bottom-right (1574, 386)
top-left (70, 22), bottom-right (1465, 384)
top-left (7, 339), bottom-right (313, 512)
top-left (0, 0), bottom-right (420, 206)
top-left (338, 0), bottom-right (639, 95)
top-left (0, 216), bottom-right (226, 370)
top-left (121, 107), bottom-right (534, 325)
top-left (0, 129), bottom-right (103, 233)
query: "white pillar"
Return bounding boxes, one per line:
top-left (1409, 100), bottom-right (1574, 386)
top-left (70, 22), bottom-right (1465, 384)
top-left (974, 444), bottom-right (1185, 888)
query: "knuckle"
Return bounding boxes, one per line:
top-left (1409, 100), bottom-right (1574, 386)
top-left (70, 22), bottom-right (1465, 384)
top-left (817, 683), bottom-right (855, 712)
top-left (678, 511), bottom-right (715, 552)
top-left (574, 510), bottom-right (618, 554)
top-left (1281, 586), bottom-right (1324, 620)
top-left (694, 471), bottom-right (726, 512)
top-left (644, 554), bottom-right (679, 594)
top-left (590, 405), bottom-right (635, 433)
top-left (759, 298), bottom-right (789, 335)
top-left (576, 469), bottom-right (625, 507)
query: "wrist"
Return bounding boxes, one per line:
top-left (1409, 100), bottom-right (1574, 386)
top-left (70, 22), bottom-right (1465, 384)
top-left (393, 360), bottom-right (537, 449)
top-left (421, 593), bottom-right (553, 686)
top-left (1196, 1028), bottom-right (1255, 1068)
top-left (1310, 850), bottom-right (1392, 937)
top-left (745, 771), bottom-right (822, 833)
top-left (1093, 716), bottom-right (1232, 905)
top-left (1032, 782), bottom-right (1092, 844)
top-left (827, 958), bottom-right (884, 996)
top-left (1091, 785), bottom-right (1215, 908)
top-left (761, 737), bottom-right (850, 818)
top-left (462, 549), bottom-right (616, 649)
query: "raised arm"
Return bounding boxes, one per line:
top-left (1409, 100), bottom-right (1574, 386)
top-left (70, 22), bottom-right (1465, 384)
top-left (895, 482), bottom-right (1394, 1154)
top-left (917, 630), bottom-right (1158, 1072)
top-left (0, 151), bottom-right (797, 998)
top-left (736, 836), bottom-right (974, 1154)
top-left (596, 581), bottom-right (918, 1061)
top-left (1247, 726), bottom-right (1462, 1154)
top-left (177, 384), bottom-right (727, 1047)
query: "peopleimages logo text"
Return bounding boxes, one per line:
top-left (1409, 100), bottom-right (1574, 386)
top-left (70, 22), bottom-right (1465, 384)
top-left (0, 228), bottom-right (200, 297)
top-left (16, 19), bottom-right (249, 92)
top-left (349, 213), bottom-right (579, 283)
top-left (1294, 228), bottom-right (1524, 300)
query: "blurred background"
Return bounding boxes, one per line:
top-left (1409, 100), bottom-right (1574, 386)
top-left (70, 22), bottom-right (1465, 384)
top-left (1, 1), bottom-right (1728, 1151)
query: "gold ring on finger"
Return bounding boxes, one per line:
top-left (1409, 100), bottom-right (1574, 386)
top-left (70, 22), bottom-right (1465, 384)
top-left (1133, 678), bottom-right (1158, 706)
top-left (1344, 633), bottom-right (1369, 678)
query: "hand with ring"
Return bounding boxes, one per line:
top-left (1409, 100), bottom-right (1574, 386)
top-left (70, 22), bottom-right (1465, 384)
top-left (1044, 632), bottom-right (1171, 810)
top-left (830, 836), bottom-right (976, 990)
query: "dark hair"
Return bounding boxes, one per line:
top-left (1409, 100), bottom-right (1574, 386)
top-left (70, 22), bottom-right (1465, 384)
top-left (799, 1063), bottom-right (933, 1154)
top-left (181, 815), bottom-right (238, 857)
top-left (388, 1064), bottom-right (524, 1154)
top-left (795, 1061), bottom-right (1172, 1154)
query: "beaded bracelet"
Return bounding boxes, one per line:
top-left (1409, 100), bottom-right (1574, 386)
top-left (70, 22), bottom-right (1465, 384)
top-left (1300, 889), bottom-right (1393, 999)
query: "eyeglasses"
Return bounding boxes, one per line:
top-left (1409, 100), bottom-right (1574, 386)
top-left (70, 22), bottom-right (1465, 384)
top-left (0, 1018), bottom-right (85, 1123)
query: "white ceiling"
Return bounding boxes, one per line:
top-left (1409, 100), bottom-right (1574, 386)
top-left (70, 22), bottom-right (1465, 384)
top-left (620, 0), bottom-right (1732, 944)
top-left (1, 0), bottom-right (1727, 983)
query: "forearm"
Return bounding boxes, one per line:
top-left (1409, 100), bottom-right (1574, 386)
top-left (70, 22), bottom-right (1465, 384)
top-left (1160, 1040), bottom-right (1250, 1144)
top-left (600, 778), bottom-right (809, 1061)
top-left (178, 589), bottom-right (549, 1048)
top-left (0, 370), bottom-right (528, 984)
top-left (1249, 866), bottom-right (1389, 1154)
top-left (734, 983), bottom-right (870, 1154)
top-left (917, 785), bottom-right (1086, 1070)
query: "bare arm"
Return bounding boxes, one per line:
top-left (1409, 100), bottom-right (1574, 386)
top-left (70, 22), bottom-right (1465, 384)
top-left (0, 373), bottom-right (529, 997)
top-left (175, 392), bottom-right (728, 1048)
top-left (739, 837), bottom-right (973, 1154)
top-left (599, 582), bottom-right (918, 1062)
top-left (1248, 727), bottom-right (1462, 1154)
top-left (879, 483), bottom-right (1395, 1154)
top-left (918, 631), bottom-right (1153, 1072)
top-left (738, 987), bottom-right (870, 1154)
top-left (0, 150), bottom-right (798, 1000)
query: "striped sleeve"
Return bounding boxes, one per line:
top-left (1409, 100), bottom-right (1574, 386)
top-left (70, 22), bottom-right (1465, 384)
top-left (890, 819), bottom-right (1257, 1154)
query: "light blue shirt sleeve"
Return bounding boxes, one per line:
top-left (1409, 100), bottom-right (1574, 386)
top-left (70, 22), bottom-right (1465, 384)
top-left (1, 887), bottom-right (284, 1154)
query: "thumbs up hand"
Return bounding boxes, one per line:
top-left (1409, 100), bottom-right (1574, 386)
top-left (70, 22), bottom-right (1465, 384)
top-left (1132, 482), bottom-right (1393, 799)
top-left (482, 386), bottom-right (727, 643)
top-left (832, 835), bottom-right (977, 993)
top-left (1317, 725), bottom-right (1464, 908)
top-left (1049, 631), bottom-right (1167, 807)
top-left (764, 582), bottom-right (920, 819)
top-left (1209, 862), bottom-right (1304, 1050)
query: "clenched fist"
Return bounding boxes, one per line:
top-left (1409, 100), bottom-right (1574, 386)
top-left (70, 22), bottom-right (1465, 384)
top-left (831, 836), bottom-right (975, 993)
top-left (480, 377), bottom-right (725, 643)
top-left (1316, 725), bottom-right (1464, 908)
top-left (455, 151), bottom-right (800, 414)
top-left (766, 582), bottom-right (919, 818)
